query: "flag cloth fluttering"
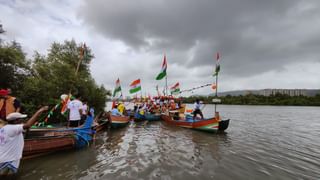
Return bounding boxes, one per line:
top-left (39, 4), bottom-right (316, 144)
top-left (170, 82), bottom-right (180, 95)
top-left (211, 83), bottom-right (217, 90)
top-left (129, 79), bottom-right (141, 94)
top-left (113, 78), bottom-right (122, 97)
top-left (156, 55), bottom-right (167, 80)
top-left (212, 52), bottom-right (220, 77)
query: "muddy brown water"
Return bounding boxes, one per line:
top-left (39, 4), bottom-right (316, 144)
top-left (17, 105), bottom-right (320, 179)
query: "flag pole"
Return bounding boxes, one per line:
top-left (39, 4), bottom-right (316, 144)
top-left (165, 75), bottom-right (168, 96)
top-left (214, 72), bottom-right (218, 114)
top-left (214, 53), bottom-right (219, 118)
top-left (75, 43), bottom-right (84, 76)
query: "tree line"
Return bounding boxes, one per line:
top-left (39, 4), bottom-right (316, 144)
top-left (181, 93), bottom-right (320, 106)
top-left (0, 39), bottom-right (110, 118)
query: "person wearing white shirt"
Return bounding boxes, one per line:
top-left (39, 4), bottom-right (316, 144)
top-left (81, 101), bottom-right (88, 124)
top-left (0, 106), bottom-right (48, 176)
top-left (193, 99), bottom-right (204, 119)
top-left (67, 94), bottom-right (83, 127)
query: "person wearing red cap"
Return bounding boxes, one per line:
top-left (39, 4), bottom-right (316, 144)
top-left (0, 89), bottom-right (21, 120)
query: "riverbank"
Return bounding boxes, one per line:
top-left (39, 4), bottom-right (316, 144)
top-left (181, 94), bottom-right (320, 106)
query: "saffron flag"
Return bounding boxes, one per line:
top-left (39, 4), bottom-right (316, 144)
top-left (170, 82), bottom-right (180, 95)
top-left (156, 55), bottom-right (167, 80)
top-left (129, 79), bottom-right (141, 94)
top-left (211, 83), bottom-right (217, 90)
top-left (113, 78), bottom-right (122, 97)
top-left (60, 94), bottom-right (70, 115)
top-left (213, 52), bottom-right (220, 77)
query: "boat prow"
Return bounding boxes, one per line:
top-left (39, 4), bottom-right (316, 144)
top-left (108, 113), bottom-right (130, 128)
top-left (161, 114), bottom-right (230, 133)
top-left (218, 119), bottom-right (230, 131)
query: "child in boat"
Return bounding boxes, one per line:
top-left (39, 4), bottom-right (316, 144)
top-left (193, 99), bottom-right (204, 119)
top-left (0, 106), bottom-right (48, 177)
top-left (111, 105), bottom-right (122, 116)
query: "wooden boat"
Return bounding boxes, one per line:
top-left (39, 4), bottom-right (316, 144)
top-left (23, 115), bottom-right (95, 159)
top-left (161, 112), bottom-right (229, 133)
top-left (23, 135), bottom-right (76, 159)
top-left (92, 112), bottom-right (110, 133)
top-left (145, 113), bottom-right (161, 121)
top-left (108, 113), bottom-right (130, 128)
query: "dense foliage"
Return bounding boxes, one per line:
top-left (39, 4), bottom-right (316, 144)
top-left (0, 40), bottom-right (110, 118)
top-left (181, 93), bottom-right (320, 106)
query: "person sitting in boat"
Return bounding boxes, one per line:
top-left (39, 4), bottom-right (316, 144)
top-left (111, 105), bottom-right (122, 116)
top-left (0, 106), bottom-right (48, 177)
top-left (169, 99), bottom-right (176, 110)
top-left (138, 104), bottom-right (146, 115)
top-left (117, 102), bottom-right (125, 115)
top-left (193, 99), bottom-right (204, 120)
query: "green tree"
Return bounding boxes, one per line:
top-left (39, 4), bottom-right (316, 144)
top-left (20, 39), bottom-right (110, 115)
top-left (0, 41), bottom-right (30, 91)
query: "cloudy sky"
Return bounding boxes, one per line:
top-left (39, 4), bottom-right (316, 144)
top-left (1, 0), bottom-right (320, 96)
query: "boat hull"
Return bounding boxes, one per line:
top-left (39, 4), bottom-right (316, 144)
top-left (145, 113), bottom-right (161, 121)
top-left (161, 114), bottom-right (229, 133)
top-left (23, 136), bottom-right (76, 159)
top-left (134, 112), bottom-right (146, 122)
top-left (23, 115), bottom-right (95, 159)
top-left (109, 115), bottom-right (130, 128)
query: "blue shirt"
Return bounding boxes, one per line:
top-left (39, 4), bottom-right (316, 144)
top-left (111, 108), bottom-right (121, 116)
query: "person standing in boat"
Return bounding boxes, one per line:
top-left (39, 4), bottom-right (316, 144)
top-left (81, 101), bottom-right (88, 125)
top-left (0, 106), bottom-right (48, 177)
top-left (0, 89), bottom-right (21, 121)
top-left (67, 94), bottom-right (83, 127)
top-left (193, 99), bottom-right (204, 119)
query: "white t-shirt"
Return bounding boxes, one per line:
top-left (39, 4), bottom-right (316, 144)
top-left (194, 102), bottom-right (201, 110)
top-left (82, 104), bottom-right (88, 115)
top-left (67, 99), bottom-right (83, 121)
top-left (0, 124), bottom-right (24, 166)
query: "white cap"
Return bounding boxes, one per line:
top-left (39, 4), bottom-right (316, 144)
top-left (6, 112), bottom-right (28, 121)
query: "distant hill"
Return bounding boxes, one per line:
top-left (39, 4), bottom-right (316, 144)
top-left (211, 89), bottom-right (320, 97)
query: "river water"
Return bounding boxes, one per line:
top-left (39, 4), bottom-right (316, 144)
top-left (17, 105), bottom-right (320, 179)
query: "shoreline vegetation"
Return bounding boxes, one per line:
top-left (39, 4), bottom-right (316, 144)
top-left (181, 93), bottom-right (320, 106)
top-left (0, 40), bottom-right (110, 118)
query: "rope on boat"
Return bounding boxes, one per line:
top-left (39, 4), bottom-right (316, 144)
top-left (179, 83), bottom-right (212, 94)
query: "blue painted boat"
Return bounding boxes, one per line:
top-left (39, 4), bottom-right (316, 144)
top-left (145, 113), bottom-right (161, 121)
top-left (134, 112), bottom-right (146, 121)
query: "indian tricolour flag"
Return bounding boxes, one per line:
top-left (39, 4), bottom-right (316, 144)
top-left (113, 78), bottom-right (122, 97)
top-left (212, 52), bottom-right (220, 77)
top-left (129, 79), bottom-right (141, 94)
top-left (170, 82), bottom-right (180, 95)
top-left (156, 55), bottom-right (167, 80)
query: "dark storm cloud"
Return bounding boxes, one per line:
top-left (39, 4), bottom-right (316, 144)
top-left (78, 0), bottom-right (320, 77)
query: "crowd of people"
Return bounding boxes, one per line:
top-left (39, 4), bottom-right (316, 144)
top-left (110, 96), bottom-right (205, 120)
top-left (0, 88), bottom-right (205, 177)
